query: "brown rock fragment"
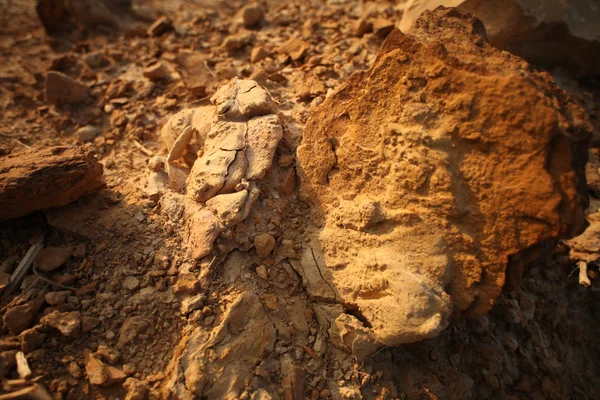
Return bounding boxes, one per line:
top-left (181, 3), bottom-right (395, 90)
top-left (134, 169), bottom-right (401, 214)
top-left (242, 4), bottom-right (265, 28)
top-left (36, 247), bottom-right (73, 272)
top-left (124, 377), bottom-right (149, 400)
top-left (41, 311), bottom-right (81, 338)
top-left (3, 296), bottom-right (45, 335)
top-left (0, 146), bottom-right (104, 222)
top-left (19, 327), bottom-right (46, 353)
top-left (45, 71), bottom-right (90, 105)
top-left (84, 349), bottom-right (109, 386)
top-left (254, 233), bottom-right (276, 259)
top-left (297, 7), bottom-right (591, 352)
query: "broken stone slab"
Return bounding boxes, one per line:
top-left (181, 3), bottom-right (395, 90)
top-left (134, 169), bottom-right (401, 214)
top-left (0, 146), bottom-right (104, 222)
top-left (35, 246), bottom-right (74, 272)
top-left (206, 190), bottom-right (249, 227)
top-left (117, 316), bottom-right (149, 348)
top-left (178, 291), bottom-right (276, 398)
top-left (45, 71), bottom-right (90, 105)
top-left (185, 205), bottom-right (224, 260)
top-left (297, 7), bottom-right (591, 353)
top-left (40, 311), bottom-right (81, 338)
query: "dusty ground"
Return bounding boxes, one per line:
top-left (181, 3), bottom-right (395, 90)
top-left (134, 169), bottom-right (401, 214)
top-left (0, 1), bottom-right (599, 399)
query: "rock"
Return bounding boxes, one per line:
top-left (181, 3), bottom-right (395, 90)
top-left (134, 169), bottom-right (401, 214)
top-left (122, 276), bottom-right (139, 291)
top-left (105, 365), bottom-right (127, 384)
top-left (19, 327), bottom-right (46, 353)
top-left (179, 291), bottom-right (276, 398)
top-left (148, 156), bottom-right (165, 172)
top-left (81, 316), bottom-right (100, 333)
top-left (45, 290), bottom-right (71, 306)
top-left (280, 354), bottom-right (304, 400)
top-left (147, 16), bottom-right (173, 37)
top-left (84, 52), bottom-right (108, 69)
top-left (254, 233), bottom-right (275, 259)
top-left (35, 246), bottom-right (74, 272)
top-left (211, 78), bottom-right (276, 119)
top-left (372, 18), bottom-right (395, 38)
top-left (45, 71), bottom-right (90, 105)
top-left (206, 190), bottom-right (249, 227)
top-left (279, 38), bottom-right (310, 62)
top-left (354, 18), bottom-right (373, 37)
top-left (174, 273), bottom-right (201, 295)
top-left (256, 264), bottom-right (268, 280)
top-left (281, 168), bottom-right (297, 195)
top-left (296, 7), bottom-right (590, 353)
top-left (181, 294), bottom-right (205, 315)
top-left (245, 115), bottom-right (283, 180)
top-left (96, 345), bottom-right (121, 364)
top-left (399, 1), bottom-right (600, 77)
top-left (75, 125), bottom-right (100, 142)
top-left (186, 208), bottom-right (223, 260)
top-left (3, 296), bottom-right (45, 335)
top-left (84, 349), bottom-right (109, 386)
top-left (143, 62), bottom-right (168, 80)
top-left (117, 316), bottom-right (148, 348)
top-left (0, 146), bottom-right (104, 222)
top-left (176, 52), bottom-right (212, 97)
top-left (41, 311), bottom-right (81, 338)
top-left (0, 350), bottom-right (17, 379)
top-left (68, 361), bottom-right (83, 379)
top-left (124, 377), bottom-right (149, 400)
top-left (223, 32), bottom-right (255, 53)
top-left (250, 46), bottom-right (270, 63)
top-left (242, 4), bottom-right (265, 28)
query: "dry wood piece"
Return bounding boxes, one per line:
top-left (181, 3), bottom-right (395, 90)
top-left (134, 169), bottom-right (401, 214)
top-left (0, 146), bottom-right (104, 221)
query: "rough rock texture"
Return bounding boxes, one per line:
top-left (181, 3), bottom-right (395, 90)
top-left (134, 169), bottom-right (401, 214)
top-left (0, 146), bottom-right (104, 221)
top-left (168, 291), bottom-right (276, 399)
top-left (157, 78), bottom-right (283, 260)
top-left (399, 0), bottom-right (600, 77)
top-left (297, 7), bottom-right (591, 351)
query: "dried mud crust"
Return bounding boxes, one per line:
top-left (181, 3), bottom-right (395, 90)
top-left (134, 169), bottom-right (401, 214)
top-left (0, 1), bottom-right (598, 400)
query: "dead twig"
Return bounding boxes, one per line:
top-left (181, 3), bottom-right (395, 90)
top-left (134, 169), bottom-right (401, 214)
top-left (131, 139), bottom-right (154, 156)
top-left (2, 235), bottom-right (44, 297)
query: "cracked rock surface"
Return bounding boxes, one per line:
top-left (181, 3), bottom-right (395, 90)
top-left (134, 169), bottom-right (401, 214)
top-left (297, 7), bottom-right (591, 352)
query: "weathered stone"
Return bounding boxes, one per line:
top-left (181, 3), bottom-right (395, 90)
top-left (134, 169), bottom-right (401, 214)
top-left (84, 349), bottom-right (109, 386)
top-left (45, 71), bottom-right (90, 105)
top-left (245, 114), bottom-right (283, 180)
top-left (19, 327), bottom-right (46, 353)
top-left (250, 46), bottom-right (270, 63)
top-left (117, 316), bottom-right (149, 348)
top-left (41, 311), bottom-right (81, 338)
top-left (254, 233), bottom-right (275, 259)
top-left (3, 296), bottom-right (45, 335)
top-left (180, 291), bottom-right (276, 398)
top-left (96, 345), bottom-right (121, 364)
top-left (45, 290), bottom-right (71, 306)
top-left (206, 190), bottom-right (249, 227)
top-left (122, 276), bottom-right (139, 291)
top-left (185, 207), bottom-right (223, 260)
top-left (124, 377), bottom-right (149, 400)
top-left (35, 246), bottom-right (74, 272)
top-left (76, 125), bottom-right (101, 142)
top-left (242, 4), bottom-right (265, 28)
top-left (399, 1), bottom-right (600, 77)
top-left (297, 7), bottom-right (590, 353)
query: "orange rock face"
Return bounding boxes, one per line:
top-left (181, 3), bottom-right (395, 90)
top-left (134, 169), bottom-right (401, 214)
top-left (297, 7), bottom-right (591, 348)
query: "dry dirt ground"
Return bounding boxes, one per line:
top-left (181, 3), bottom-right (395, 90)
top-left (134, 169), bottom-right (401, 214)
top-left (0, 1), bottom-right (599, 399)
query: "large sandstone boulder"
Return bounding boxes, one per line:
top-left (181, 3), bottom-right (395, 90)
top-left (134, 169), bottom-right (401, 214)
top-left (297, 7), bottom-right (591, 352)
top-left (398, 0), bottom-right (600, 77)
